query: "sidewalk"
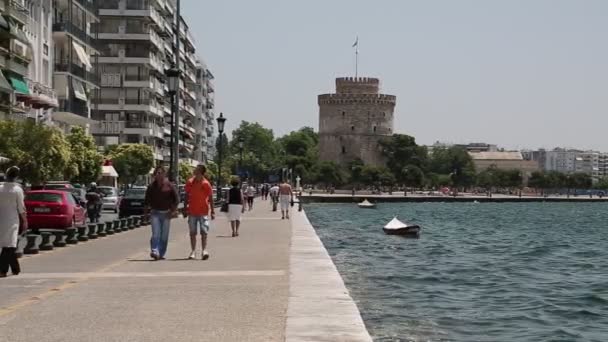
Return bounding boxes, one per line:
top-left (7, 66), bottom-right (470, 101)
top-left (0, 200), bottom-right (290, 342)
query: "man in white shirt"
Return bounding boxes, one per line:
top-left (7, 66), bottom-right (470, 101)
top-left (0, 166), bottom-right (27, 277)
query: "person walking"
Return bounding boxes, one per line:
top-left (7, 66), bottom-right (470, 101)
top-left (279, 181), bottom-right (293, 220)
top-left (269, 183), bottom-right (279, 211)
top-left (0, 166), bottom-right (27, 277)
top-left (144, 166), bottom-right (179, 260)
top-left (227, 178), bottom-right (245, 237)
top-left (245, 183), bottom-right (255, 211)
top-left (184, 165), bottom-right (215, 260)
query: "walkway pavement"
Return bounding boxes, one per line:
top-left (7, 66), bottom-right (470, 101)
top-left (0, 200), bottom-right (291, 342)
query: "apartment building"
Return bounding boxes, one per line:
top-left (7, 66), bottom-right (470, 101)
top-left (0, 0), bottom-right (34, 119)
top-left (91, 0), bottom-right (168, 160)
top-left (50, 0), bottom-right (99, 131)
top-left (90, 0), bottom-right (210, 166)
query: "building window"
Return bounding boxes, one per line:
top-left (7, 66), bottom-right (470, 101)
top-left (351, 125), bottom-right (355, 131)
top-left (373, 126), bottom-right (377, 133)
top-left (43, 44), bottom-right (48, 56)
top-left (342, 146), bottom-right (346, 154)
top-left (342, 111), bottom-right (345, 117)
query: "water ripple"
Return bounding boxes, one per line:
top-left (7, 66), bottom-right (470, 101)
top-left (307, 202), bottom-right (608, 342)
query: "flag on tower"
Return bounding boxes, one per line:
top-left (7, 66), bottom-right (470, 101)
top-left (352, 36), bottom-right (358, 48)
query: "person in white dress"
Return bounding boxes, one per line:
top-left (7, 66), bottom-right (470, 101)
top-left (0, 166), bottom-right (27, 277)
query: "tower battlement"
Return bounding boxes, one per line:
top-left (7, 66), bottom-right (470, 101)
top-left (318, 93), bottom-right (396, 105)
top-left (336, 77), bottom-right (380, 94)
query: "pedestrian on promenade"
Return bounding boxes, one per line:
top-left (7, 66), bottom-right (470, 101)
top-left (227, 178), bottom-right (246, 237)
top-left (270, 183), bottom-right (279, 210)
top-left (279, 181), bottom-right (293, 220)
top-left (184, 165), bottom-right (214, 260)
top-left (245, 183), bottom-right (255, 211)
top-left (0, 166), bottom-right (27, 277)
top-left (144, 166), bottom-right (179, 260)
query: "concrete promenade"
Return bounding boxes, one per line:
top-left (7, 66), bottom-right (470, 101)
top-left (0, 200), bottom-right (371, 341)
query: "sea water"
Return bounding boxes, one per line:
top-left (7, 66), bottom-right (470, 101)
top-left (306, 202), bottom-right (608, 342)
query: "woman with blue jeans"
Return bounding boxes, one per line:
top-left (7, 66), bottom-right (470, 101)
top-left (144, 166), bottom-right (179, 260)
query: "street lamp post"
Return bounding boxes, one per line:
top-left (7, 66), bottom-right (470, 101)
top-left (216, 112), bottom-right (226, 200)
top-left (238, 137), bottom-right (244, 179)
top-left (165, 65), bottom-right (180, 182)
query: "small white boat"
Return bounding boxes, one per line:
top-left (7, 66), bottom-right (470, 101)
top-left (357, 199), bottom-right (376, 209)
top-left (383, 217), bottom-right (421, 236)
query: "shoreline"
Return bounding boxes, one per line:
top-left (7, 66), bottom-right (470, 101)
top-left (301, 194), bottom-right (608, 203)
top-left (286, 209), bottom-right (373, 341)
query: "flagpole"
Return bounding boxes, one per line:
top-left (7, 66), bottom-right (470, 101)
top-left (355, 43), bottom-right (358, 78)
top-left (355, 37), bottom-right (359, 78)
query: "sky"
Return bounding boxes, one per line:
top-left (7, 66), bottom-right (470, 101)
top-left (182, 0), bottom-right (608, 151)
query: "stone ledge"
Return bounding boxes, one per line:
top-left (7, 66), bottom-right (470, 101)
top-left (286, 211), bottom-right (372, 342)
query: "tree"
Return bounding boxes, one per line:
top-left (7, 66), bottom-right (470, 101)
top-left (179, 162), bottom-right (194, 183)
top-left (360, 165), bottom-right (381, 187)
top-left (429, 146), bottom-right (476, 188)
top-left (528, 171), bottom-right (547, 190)
top-left (379, 134), bottom-right (428, 182)
top-left (348, 158), bottom-right (365, 187)
top-left (401, 164), bottom-right (425, 188)
top-left (109, 144), bottom-right (155, 185)
top-left (0, 120), bottom-right (71, 184)
top-left (214, 133), bottom-right (230, 165)
top-left (316, 161), bottom-right (347, 187)
top-left (65, 126), bottom-right (103, 185)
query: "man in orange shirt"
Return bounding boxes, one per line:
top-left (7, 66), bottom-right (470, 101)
top-left (184, 165), bottom-right (215, 260)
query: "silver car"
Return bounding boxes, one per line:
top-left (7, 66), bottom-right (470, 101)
top-left (98, 186), bottom-right (119, 213)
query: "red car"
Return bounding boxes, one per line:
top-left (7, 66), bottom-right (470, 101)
top-left (25, 190), bottom-right (87, 229)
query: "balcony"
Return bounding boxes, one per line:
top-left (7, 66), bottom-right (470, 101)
top-left (99, 7), bottom-right (163, 28)
top-left (96, 98), bottom-right (163, 116)
top-left (97, 29), bottom-right (163, 50)
top-left (98, 53), bottom-right (163, 73)
top-left (54, 61), bottom-right (98, 85)
top-left (74, 0), bottom-right (98, 16)
top-left (52, 22), bottom-right (99, 51)
top-left (57, 98), bottom-right (89, 118)
top-left (6, 0), bottom-right (30, 25)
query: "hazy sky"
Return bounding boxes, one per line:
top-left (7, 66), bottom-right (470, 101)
top-left (182, 0), bottom-right (608, 151)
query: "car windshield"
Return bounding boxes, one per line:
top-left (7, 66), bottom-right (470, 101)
top-left (98, 187), bottom-right (117, 196)
top-left (26, 193), bottom-right (63, 203)
top-left (124, 189), bottom-right (146, 199)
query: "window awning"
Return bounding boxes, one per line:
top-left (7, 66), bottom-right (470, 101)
top-left (0, 15), bottom-right (10, 33)
top-left (72, 41), bottom-right (92, 70)
top-left (0, 71), bottom-right (13, 93)
top-left (8, 75), bottom-right (29, 95)
top-left (72, 78), bottom-right (87, 101)
top-left (102, 165), bottom-right (118, 178)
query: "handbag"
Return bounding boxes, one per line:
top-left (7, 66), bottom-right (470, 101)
top-left (220, 202), bottom-right (229, 212)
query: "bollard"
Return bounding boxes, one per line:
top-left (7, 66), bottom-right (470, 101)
top-left (105, 221), bottom-right (114, 235)
top-left (53, 231), bottom-right (67, 247)
top-left (66, 227), bottom-right (78, 244)
top-left (77, 226), bottom-right (89, 242)
top-left (88, 224), bottom-right (98, 239)
top-left (140, 215), bottom-right (147, 226)
top-left (24, 234), bottom-right (40, 254)
top-left (127, 217), bottom-right (134, 230)
top-left (39, 232), bottom-right (54, 251)
top-left (134, 216), bottom-right (141, 228)
top-left (120, 218), bottom-right (128, 231)
top-left (113, 220), bottom-right (121, 233)
top-left (97, 223), bottom-right (106, 237)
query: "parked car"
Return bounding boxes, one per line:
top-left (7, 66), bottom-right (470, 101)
top-left (119, 187), bottom-right (147, 218)
top-left (25, 190), bottom-right (86, 229)
top-left (98, 186), bottom-right (119, 213)
top-left (30, 182), bottom-right (75, 191)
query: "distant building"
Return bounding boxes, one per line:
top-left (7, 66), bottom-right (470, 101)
top-left (430, 141), bottom-right (498, 153)
top-left (318, 77), bottom-right (396, 166)
top-left (469, 151), bottom-right (540, 183)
